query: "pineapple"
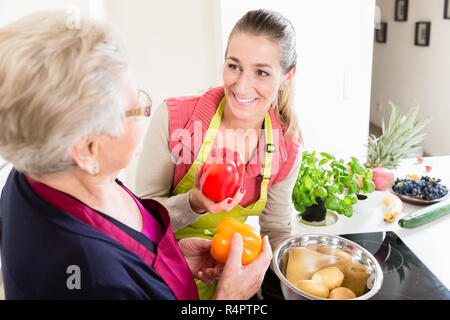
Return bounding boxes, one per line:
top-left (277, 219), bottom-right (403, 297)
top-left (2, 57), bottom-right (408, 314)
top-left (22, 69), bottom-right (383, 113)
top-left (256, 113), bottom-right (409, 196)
top-left (366, 101), bottom-right (432, 169)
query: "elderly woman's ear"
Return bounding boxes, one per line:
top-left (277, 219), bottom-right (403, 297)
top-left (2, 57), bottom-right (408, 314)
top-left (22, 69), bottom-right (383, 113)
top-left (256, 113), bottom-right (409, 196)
top-left (72, 136), bottom-right (100, 176)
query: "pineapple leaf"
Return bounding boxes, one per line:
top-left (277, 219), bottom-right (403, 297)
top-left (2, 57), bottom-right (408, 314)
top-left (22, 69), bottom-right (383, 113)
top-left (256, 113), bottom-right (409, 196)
top-left (366, 101), bottom-right (432, 169)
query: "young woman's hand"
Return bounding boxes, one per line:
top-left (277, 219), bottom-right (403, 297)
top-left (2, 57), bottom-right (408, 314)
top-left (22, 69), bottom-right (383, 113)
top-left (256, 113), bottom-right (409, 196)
top-left (189, 164), bottom-right (246, 214)
top-left (212, 233), bottom-right (273, 300)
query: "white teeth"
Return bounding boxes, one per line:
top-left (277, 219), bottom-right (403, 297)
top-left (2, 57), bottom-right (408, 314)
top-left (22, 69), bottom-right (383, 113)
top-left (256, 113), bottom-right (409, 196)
top-left (235, 95), bottom-right (257, 103)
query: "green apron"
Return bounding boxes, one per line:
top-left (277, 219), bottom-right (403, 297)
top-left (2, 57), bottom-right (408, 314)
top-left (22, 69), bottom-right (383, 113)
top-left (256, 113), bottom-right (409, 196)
top-left (172, 97), bottom-right (274, 300)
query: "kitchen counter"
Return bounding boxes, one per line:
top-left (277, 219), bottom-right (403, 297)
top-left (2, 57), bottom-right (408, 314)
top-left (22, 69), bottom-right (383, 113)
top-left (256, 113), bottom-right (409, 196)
top-left (248, 156), bottom-right (450, 291)
top-left (1, 157), bottom-right (448, 298)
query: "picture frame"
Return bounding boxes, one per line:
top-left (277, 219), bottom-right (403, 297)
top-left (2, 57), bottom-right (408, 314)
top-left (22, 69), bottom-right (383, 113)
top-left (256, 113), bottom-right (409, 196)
top-left (375, 22), bottom-right (387, 43)
top-left (395, 0), bottom-right (409, 22)
top-left (445, 0), bottom-right (450, 19)
top-left (415, 22), bottom-right (431, 47)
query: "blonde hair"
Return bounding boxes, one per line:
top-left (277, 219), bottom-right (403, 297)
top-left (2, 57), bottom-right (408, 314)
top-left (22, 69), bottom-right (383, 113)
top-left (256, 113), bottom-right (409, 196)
top-left (0, 10), bottom-right (128, 175)
top-left (227, 9), bottom-right (303, 143)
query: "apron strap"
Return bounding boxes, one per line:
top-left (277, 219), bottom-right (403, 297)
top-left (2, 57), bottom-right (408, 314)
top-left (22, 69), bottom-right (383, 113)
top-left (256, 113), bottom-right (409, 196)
top-left (194, 98), bottom-right (226, 165)
top-left (260, 110), bottom-right (274, 200)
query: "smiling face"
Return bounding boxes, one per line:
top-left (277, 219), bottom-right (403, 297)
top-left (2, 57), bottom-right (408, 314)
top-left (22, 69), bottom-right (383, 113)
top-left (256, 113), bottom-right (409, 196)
top-left (223, 31), bottom-right (287, 126)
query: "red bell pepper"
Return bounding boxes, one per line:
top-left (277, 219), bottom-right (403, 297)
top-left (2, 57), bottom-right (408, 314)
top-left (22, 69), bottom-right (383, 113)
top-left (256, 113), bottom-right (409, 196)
top-left (200, 148), bottom-right (244, 202)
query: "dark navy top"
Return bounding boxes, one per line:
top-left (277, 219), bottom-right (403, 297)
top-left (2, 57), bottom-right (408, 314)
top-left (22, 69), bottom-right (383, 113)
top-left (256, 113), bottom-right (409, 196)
top-left (0, 169), bottom-right (176, 300)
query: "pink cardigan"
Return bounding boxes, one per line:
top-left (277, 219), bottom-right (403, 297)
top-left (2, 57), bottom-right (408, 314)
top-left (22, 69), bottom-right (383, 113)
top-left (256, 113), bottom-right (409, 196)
top-left (164, 87), bottom-right (300, 207)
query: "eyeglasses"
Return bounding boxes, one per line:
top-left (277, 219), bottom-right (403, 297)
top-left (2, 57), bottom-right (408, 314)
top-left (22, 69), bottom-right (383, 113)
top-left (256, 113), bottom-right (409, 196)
top-left (125, 89), bottom-right (152, 118)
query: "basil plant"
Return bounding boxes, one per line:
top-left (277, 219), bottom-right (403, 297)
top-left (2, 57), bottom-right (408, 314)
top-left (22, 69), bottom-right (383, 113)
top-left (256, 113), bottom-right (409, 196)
top-left (292, 151), bottom-right (375, 217)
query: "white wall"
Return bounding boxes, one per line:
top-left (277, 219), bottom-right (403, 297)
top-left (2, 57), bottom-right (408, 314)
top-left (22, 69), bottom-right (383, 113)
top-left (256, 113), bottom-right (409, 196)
top-left (221, 0), bottom-right (376, 162)
top-left (104, 0), bottom-right (223, 190)
top-left (371, 0), bottom-right (450, 156)
top-left (105, 0), bottom-right (222, 106)
top-left (0, 0), bottom-right (105, 26)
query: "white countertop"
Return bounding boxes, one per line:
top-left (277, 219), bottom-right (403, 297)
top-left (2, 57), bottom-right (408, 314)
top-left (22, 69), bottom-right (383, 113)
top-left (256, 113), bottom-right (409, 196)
top-left (248, 156), bottom-right (450, 291)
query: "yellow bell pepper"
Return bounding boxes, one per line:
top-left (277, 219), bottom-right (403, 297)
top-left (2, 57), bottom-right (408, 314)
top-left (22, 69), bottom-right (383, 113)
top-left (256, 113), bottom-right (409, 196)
top-left (210, 217), bottom-right (262, 265)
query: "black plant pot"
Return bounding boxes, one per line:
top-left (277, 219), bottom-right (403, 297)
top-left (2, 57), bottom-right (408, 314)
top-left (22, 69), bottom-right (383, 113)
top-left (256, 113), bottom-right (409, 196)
top-left (301, 198), bottom-right (327, 223)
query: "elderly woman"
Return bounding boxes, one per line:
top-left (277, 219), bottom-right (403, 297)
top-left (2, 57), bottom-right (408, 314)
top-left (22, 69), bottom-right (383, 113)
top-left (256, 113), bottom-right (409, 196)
top-left (0, 11), bottom-right (271, 300)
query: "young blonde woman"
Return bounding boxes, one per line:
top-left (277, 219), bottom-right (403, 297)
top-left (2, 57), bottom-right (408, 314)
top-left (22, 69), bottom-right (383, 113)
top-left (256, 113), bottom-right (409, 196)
top-left (136, 9), bottom-right (303, 299)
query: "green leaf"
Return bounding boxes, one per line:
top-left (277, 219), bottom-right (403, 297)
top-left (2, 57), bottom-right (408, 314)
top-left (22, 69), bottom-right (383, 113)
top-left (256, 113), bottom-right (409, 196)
top-left (363, 178), bottom-right (376, 193)
top-left (331, 161), bottom-right (348, 172)
top-left (304, 176), bottom-right (314, 190)
top-left (367, 181), bottom-right (375, 193)
top-left (294, 201), bottom-right (304, 212)
top-left (335, 201), bottom-right (345, 215)
top-left (351, 163), bottom-right (366, 175)
top-left (311, 168), bottom-right (322, 178)
top-left (342, 206), bottom-right (353, 217)
top-left (348, 181), bottom-right (361, 195)
top-left (325, 196), bottom-right (340, 211)
top-left (344, 194), bottom-right (358, 206)
top-left (292, 186), bottom-right (300, 201)
top-left (341, 175), bottom-right (353, 187)
top-left (320, 152), bottom-right (335, 160)
top-left (303, 167), bottom-right (311, 179)
top-left (310, 191), bottom-right (318, 205)
top-left (302, 150), bottom-right (310, 161)
top-left (316, 186), bottom-right (328, 199)
top-left (326, 184), bottom-right (338, 195)
top-left (300, 192), bottom-right (313, 207)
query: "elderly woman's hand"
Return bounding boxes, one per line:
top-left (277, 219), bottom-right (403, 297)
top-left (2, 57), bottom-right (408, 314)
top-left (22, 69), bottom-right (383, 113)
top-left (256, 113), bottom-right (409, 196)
top-left (212, 233), bottom-right (272, 300)
top-left (178, 238), bottom-right (224, 285)
top-left (189, 164), bottom-right (246, 214)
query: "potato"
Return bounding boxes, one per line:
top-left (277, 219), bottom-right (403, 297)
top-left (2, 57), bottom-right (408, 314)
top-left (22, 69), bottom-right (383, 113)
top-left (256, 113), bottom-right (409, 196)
top-left (286, 247), bottom-right (338, 285)
top-left (317, 245), bottom-right (353, 261)
top-left (311, 266), bottom-right (344, 290)
top-left (295, 280), bottom-right (329, 298)
top-left (286, 245), bottom-right (369, 298)
top-left (339, 259), bottom-right (370, 297)
top-left (329, 287), bottom-right (357, 300)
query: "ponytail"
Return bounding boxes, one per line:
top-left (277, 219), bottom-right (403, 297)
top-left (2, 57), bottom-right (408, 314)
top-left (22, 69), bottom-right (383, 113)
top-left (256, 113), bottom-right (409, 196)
top-left (273, 77), bottom-right (303, 144)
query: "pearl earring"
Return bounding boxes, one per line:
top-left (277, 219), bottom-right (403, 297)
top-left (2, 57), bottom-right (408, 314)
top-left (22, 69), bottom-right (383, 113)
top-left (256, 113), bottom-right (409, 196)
top-left (91, 165), bottom-right (99, 176)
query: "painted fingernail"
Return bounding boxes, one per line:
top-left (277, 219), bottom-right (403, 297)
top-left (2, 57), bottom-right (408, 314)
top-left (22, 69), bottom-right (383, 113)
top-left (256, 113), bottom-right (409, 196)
top-left (240, 187), bottom-right (246, 194)
top-left (227, 198), bottom-right (233, 205)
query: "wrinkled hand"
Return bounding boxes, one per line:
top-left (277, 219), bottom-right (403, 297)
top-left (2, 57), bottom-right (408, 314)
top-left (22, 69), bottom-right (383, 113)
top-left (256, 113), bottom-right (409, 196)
top-left (178, 237), bottom-right (224, 285)
top-left (189, 164), bottom-right (246, 214)
top-left (213, 233), bottom-right (273, 300)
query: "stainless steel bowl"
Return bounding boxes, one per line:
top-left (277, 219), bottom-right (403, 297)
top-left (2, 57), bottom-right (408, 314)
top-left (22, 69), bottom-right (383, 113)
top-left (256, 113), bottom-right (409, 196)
top-left (272, 234), bottom-right (383, 300)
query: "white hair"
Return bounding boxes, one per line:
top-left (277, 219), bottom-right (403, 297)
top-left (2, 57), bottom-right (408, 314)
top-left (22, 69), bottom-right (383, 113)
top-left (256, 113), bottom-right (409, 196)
top-left (0, 10), bottom-right (128, 175)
